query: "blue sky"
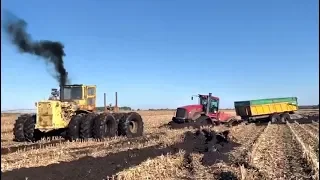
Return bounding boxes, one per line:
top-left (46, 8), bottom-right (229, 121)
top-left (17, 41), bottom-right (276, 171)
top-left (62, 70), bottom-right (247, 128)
top-left (1, 0), bottom-right (319, 110)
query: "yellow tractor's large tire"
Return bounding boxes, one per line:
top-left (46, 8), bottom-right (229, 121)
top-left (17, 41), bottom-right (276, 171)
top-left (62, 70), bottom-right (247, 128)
top-left (118, 112), bottom-right (144, 138)
top-left (80, 113), bottom-right (98, 139)
top-left (67, 113), bottom-right (85, 141)
top-left (24, 115), bottom-right (38, 142)
top-left (13, 115), bottom-right (28, 142)
top-left (93, 113), bottom-right (118, 140)
top-left (13, 114), bottom-right (39, 142)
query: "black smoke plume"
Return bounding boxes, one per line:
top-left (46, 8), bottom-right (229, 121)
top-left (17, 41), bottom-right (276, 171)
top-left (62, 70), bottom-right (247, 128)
top-left (2, 10), bottom-right (69, 86)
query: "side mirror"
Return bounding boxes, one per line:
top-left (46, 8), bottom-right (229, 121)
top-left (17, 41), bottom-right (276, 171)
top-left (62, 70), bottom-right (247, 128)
top-left (191, 97), bottom-right (193, 100)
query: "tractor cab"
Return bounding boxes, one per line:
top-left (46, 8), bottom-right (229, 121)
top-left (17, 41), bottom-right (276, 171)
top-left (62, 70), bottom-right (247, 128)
top-left (48, 84), bottom-right (97, 112)
top-left (193, 94), bottom-right (220, 115)
top-left (198, 94), bottom-right (219, 114)
top-left (60, 84), bottom-right (97, 112)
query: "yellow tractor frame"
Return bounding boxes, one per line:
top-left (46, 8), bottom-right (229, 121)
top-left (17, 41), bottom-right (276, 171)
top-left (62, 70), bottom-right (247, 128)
top-left (13, 84), bottom-right (145, 143)
top-left (35, 84), bottom-right (96, 132)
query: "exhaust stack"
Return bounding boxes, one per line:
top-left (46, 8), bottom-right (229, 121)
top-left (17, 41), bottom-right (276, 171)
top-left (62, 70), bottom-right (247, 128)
top-left (114, 92), bottom-right (119, 112)
top-left (104, 93), bottom-right (107, 112)
top-left (206, 93), bottom-right (212, 115)
top-left (60, 86), bottom-right (64, 100)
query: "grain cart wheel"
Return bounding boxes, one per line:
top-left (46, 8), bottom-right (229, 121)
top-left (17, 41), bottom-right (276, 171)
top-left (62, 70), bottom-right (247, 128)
top-left (80, 113), bottom-right (98, 139)
top-left (67, 113), bottom-right (85, 141)
top-left (118, 112), bottom-right (144, 138)
top-left (13, 114), bottom-right (29, 142)
top-left (270, 114), bottom-right (281, 124)
top-left (280, 113), bottom-right (291, 124)
top-left (93, 113), bottom-right (118, 140)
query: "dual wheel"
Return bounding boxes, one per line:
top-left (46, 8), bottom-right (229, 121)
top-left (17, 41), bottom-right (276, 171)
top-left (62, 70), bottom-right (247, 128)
top-left (270, 113), bottom-right (291, 124)
top-left (13, 114), bottom-right (41, 142)
top-left (13, 112), bottom-right (144, 142)
top-left (67, 112), bottom-right (144, 141)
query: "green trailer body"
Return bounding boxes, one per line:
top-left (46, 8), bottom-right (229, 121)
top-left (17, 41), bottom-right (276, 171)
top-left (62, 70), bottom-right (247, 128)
top-left (234, 97), bottom-right (298, 118)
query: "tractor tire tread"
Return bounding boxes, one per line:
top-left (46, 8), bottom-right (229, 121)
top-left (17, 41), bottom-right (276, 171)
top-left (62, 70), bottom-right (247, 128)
top-left (118, 112), bottom-right (144, 138)
top-left (67, 113), bottom-right (85, 141)
top-left (13, 114), bottom-right (29, 142)
top-left (93, 113), bottom-right (118, 139)
top-left (24, 115), bottom-right (37, 142)
top-left (280, 113), bottom-right (291, 123)
top-left (195, 115), bottom-right (212, 127)
top-left (80, 113), bottom-right (97, 139)
top-left (270, 114), bottom-right (281, 124)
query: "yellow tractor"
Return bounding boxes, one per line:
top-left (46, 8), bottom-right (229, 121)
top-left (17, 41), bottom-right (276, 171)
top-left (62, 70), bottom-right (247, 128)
top-left (13, 84), bottom-right (144, 142)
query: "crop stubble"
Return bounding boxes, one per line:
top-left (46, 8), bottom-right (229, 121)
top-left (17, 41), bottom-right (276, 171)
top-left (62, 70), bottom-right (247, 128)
top-left (1, 110), bottom-right (319, 180)
top-left (290, 122), bottom-right (319, 161)
top-left (251, 123), bottom-right (313, 179)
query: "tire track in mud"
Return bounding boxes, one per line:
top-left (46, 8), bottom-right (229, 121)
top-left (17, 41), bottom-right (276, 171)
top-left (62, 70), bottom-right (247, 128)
top-left (308, 123), bottom-right (319, 131)
top-left (1, 139), bottom-right (67, 155)
top-left (311, 122), bottom-right (319, 130)
top-left (251, 124), bottom-right (313, 179)
top-left (290, 122), bottom-right (319, 161)
top-left (229, 123), bottom-right (269, 179)
top-left (287, 122), bottom-right (319, 179)
top-left (299, 124), bottom-right (319, 141)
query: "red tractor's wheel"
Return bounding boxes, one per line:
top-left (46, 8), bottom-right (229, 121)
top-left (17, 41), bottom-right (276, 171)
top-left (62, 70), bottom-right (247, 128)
top-left (195, 116), bottom-right (213, 128)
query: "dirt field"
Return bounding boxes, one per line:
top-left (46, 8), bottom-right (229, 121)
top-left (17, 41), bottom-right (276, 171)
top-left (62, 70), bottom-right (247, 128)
top-left (1, 110), bottom-right (319, 180)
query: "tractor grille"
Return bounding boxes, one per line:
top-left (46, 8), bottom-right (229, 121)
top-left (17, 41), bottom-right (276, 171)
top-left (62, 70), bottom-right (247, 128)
top-left (175, 108), bottom-right (186, 118)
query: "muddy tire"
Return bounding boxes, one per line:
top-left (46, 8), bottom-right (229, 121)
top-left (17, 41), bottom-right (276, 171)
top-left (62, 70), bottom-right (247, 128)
top-left (13, 115), bottom-right (29, 142)
top-left (67, 113), bottom-right (85, 141)
top-left (225, 118), bottom-right (237, 127)
top-left (195, 115), bottom-right (213, 127)
top-left (24, 115), bottom-right (39, 142)
top-left (93, 113), bottom-right (118, 139)
top-left (280, 113), bottom-right (290, 123)
top-left (13, 114), bottom-right (39, 142)
top-left (118, 112), bottom-right (144, 138)
top-left (80, 113), bottom-right (97, 139)
top-left (270, 114), bottom-right (281, 124)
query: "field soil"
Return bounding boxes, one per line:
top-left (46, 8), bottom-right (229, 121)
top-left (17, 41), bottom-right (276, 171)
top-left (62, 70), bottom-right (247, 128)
top-left (1, 109), bottom-right (319, 180)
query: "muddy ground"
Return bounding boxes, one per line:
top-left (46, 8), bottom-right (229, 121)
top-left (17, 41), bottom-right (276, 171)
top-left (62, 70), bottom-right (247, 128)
top-left (1, 110), bottom-right (319, 180)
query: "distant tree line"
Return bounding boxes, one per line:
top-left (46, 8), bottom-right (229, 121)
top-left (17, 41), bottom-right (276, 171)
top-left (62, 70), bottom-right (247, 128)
top-left (298, 105), bottom-right (319, 109)
top-left (96, 106), bottom-right (132, 111)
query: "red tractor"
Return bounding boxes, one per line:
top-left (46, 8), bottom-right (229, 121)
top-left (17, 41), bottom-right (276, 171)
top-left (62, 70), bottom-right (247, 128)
top-left (171, 93), bottom-right (240, 127)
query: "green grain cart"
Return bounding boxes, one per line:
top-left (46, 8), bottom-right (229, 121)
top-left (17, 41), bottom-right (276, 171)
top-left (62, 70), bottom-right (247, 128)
top-left (234, 97), bottom-right (298, 123)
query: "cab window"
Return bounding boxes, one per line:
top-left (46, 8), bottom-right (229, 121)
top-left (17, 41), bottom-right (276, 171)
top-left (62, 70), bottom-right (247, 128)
top-left (62, 87), bottom-right (82, 100)
top-left (210, 100), bottom-right (219, 112)
top-left (88, 87), bottom-right (95, 96)
top-left (87, 98), bottom-right (95, 105)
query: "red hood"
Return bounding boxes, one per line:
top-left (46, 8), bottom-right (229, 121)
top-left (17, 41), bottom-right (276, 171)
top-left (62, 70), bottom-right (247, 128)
top-left (179, 104), bottom-right (203, 112)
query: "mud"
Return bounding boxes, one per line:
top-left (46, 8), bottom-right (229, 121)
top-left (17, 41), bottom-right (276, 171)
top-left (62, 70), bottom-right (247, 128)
top-left (181, 129), bottom-right (240, 166)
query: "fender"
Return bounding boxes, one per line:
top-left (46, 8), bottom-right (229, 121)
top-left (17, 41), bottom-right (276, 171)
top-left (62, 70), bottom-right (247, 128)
top-left (189, 108), bottom-right (203, 121)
